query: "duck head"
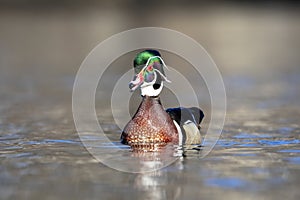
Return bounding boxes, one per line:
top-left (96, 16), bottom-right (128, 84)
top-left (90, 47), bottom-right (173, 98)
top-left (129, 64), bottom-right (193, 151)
top-left (129, 50), bottom-right (171, 97)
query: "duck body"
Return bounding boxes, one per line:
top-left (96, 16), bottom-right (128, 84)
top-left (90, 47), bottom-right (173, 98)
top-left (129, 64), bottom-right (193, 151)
top-left (121, 96), bottom-right (179, 151)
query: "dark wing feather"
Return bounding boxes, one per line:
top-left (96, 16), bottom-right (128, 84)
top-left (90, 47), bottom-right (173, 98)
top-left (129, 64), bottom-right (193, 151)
top-left (166, 107), bottom-right (204, 128)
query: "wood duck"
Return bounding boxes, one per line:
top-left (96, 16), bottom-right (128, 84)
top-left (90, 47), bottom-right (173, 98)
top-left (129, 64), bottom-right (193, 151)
top-left (121, 50), bottom-right (204, 152)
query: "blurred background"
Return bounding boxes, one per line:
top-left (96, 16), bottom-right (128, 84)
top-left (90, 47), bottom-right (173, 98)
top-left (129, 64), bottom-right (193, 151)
top-left (0, 1), bottom-right (300, 200)
top-left (0, 0), bottom-right (299, 112)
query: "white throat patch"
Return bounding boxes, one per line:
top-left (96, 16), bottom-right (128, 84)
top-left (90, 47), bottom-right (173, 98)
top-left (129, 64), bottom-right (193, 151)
top-left (141, 81), bottom-right (164, 97)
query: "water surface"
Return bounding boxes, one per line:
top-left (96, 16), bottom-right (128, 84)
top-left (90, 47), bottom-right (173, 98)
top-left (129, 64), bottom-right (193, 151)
top-left (1, 73), bottom-right (300, 200)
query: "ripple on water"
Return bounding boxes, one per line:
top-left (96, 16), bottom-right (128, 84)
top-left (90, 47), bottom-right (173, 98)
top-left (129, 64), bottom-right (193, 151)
top-left (278, 127), bottom-right (296, 134)
top-left (4, 152), bottom-right (33, 159)
top-left (42, 139), bottom-right (80, 144)
top-left (286, 157), bottom-right (300, 165)
top-left (233, 132), bottom-right (272, 139)
top-left (278, 149), bottom-right (300, 153)
top-left (259, 139), bottom-right (300, 146)
top-left (217, 139), bottom-right (240, 147)
top-left (205, 177), bottom-right (248, 189)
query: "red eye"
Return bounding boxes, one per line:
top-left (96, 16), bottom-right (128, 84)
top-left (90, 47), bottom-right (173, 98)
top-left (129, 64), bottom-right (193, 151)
top-left (147, 65), bottom-right (153, 71)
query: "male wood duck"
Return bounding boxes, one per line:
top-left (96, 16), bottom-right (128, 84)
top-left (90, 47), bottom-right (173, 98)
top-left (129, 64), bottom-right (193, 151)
top-left (121, 50), bottom-right (204, 152)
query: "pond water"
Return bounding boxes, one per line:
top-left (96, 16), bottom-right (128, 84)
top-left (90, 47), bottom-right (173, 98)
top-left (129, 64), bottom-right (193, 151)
top-left (0, 71), bottom-right (299, 200)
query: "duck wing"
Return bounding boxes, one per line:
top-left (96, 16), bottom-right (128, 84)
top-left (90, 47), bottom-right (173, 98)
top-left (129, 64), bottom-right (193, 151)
top-left (166, 107), bottom-right (204, 127)
top-left (166, 107), bottom-right (204, 145)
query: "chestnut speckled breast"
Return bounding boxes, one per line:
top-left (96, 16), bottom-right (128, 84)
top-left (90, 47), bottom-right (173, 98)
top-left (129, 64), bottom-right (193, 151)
top-left (121, 96), bottom-right (179, 151)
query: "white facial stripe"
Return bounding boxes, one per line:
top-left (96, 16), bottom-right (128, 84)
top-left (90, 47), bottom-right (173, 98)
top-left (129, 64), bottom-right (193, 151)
top-left (138, 56), bottom-right (169, 76)
top-left (154, 69), bottom-right (171, 83)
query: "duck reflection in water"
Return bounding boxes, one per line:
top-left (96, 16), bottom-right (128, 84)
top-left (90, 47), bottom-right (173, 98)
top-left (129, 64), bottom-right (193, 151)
top-left (131, 150), bottom-right (185, 200)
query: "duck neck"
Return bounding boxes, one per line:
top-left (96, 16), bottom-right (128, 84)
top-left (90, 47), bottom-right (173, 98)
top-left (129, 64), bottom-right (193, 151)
top-left (134, 95), bottom-right (164, 118)
top-left (140, 82), bottom-right (163, 97)
top-left (142, 95), bottom-right (162, 105)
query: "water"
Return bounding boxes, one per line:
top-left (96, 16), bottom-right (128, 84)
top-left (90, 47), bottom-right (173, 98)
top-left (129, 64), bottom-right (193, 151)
top-left (0, 73), bottom-right (299, 200)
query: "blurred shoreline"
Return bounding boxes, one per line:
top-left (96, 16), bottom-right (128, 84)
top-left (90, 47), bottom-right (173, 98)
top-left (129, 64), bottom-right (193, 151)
top-left (0, 1), bottom-right (299, 115)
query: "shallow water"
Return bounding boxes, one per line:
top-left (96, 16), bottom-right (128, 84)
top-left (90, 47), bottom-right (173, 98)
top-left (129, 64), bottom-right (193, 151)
top-left (0, 72), bottom-right (300, 200)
